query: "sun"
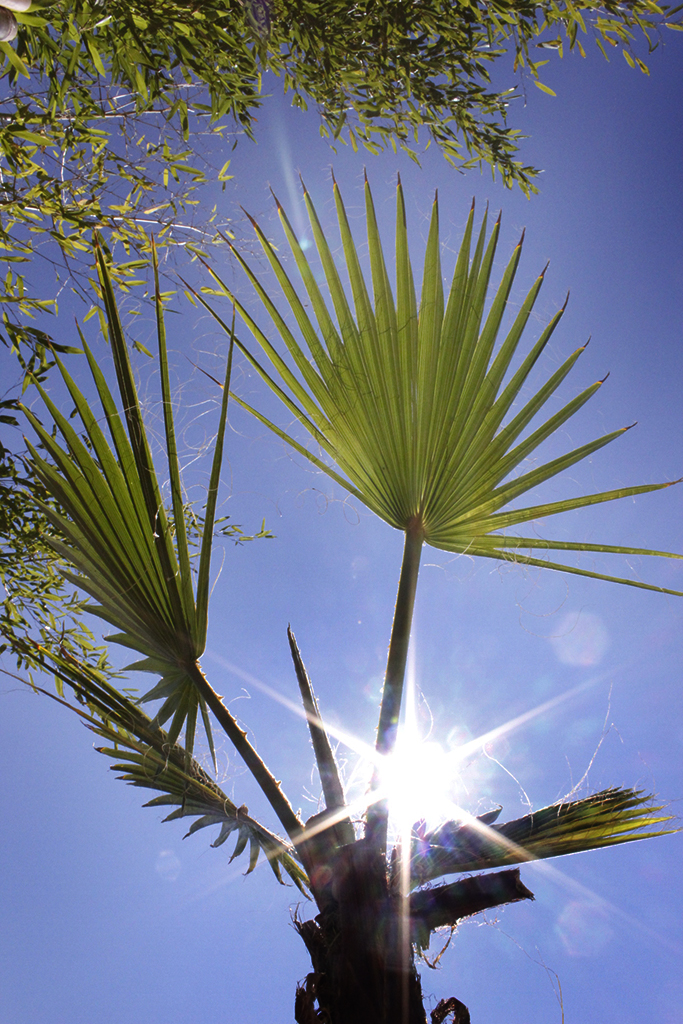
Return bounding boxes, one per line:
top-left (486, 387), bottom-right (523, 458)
top-left (380, 732), bottom-right (463, 833)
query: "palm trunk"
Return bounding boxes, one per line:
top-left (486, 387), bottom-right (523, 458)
top-left (294, 840), bottom-right (427, 1024)
top-left (293, 862), bottom-right (532, 1024)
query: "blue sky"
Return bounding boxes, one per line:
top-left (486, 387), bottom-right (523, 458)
top-left (1, 29), bottom-right (683, 1024)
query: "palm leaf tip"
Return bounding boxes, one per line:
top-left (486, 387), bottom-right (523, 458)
top-left (412, 787), bottom-right (677, 883)
top-left (198, 178), bottom-right (681, 596)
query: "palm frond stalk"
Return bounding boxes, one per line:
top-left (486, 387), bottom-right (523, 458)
top-left (409, 869), bottom-right (535, 953)
top-left (288, 627), bottom-right (356, 849)
top-left (193, 175), bottom-right (682, 855)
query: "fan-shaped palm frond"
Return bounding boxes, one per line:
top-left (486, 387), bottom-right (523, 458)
top-left (20, 250), bottom-right (304, 843)
top-left (20, 244), bottom-right (233, 761)
top-left (16, 644), bottom-right (308, 892)
top-left (193, 176), bottom-right (681, 852)
top-left (196, 176), bottom-right (682, 597)
top-left (410, 788), bottom-right (675, 886)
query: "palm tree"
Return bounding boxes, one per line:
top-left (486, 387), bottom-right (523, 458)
top-left (16, 182), bottom-right (681, 1024)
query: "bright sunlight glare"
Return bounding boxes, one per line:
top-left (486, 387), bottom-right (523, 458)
top-left (201, 652), bottom-right (683, 957)
top-left (381, 734), bottom-right (462, 831)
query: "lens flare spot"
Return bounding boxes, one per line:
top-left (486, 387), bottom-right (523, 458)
top-left (155, 849), bottom-right (181, 881)
top-left (550, 611), bottom-right (610, 667)
top-left (555, 900), bottom-right (613, 956)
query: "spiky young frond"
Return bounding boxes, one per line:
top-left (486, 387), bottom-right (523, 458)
top-left (20, 245), bottom-right (234, 760)
top-left (410, 788), bottom-right (676, 886)
top-left (15, 643), bottom-right (309, 893)
top-left (196, 177), bottom-right (682, 596)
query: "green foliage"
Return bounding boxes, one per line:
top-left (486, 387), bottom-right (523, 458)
top-left (0, 72), bottom-right (232, 375)
top-left (0, 4), bottom-right (237, 375)
top-left (6, 0), bottom-right (681, 195)
top-left (411, 789), bottom-right (675, 884)
top-left (19, 243), bottom-right (235, 758)
top-left (0, 426), bottom-right (111, 676)
top-left (2, 0), bottom-right (680, 377)
top-left (0, 370), bottom-right (270, 682)
top-left (4, 224), bottom-right (678, 932)
top-left (196, 176), bottom-right (683, 595)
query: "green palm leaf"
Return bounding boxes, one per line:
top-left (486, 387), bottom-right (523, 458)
top-left (16, 644), bottom-right (308, 892)
top-left (193, 176), bottom-right (681, 854)
top-left (19, 252), bottom-right (303, 846)
top-left (20, 243), bottom-right (234, 760)
top-left (411, 788), bottom-right (676, 885)
top-left (195, 176), bottom-right (682, 596)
